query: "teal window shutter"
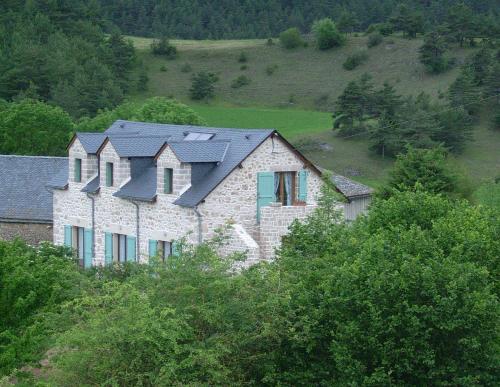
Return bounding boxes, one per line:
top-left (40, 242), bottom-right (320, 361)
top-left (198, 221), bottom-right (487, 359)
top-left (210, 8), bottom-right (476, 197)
top-left (149, 239), bottom-right (158, 259)
top-left (74, 158), bottom-right (82, 182)
top-left (83, 229), bottom-right (93, 268)
top-left (106, 162), bottom-right (113, 187)
top-left (298, 170), bottom-right (308, 202)
top-left (126, 236), bottom-right (136, 262)
top-left (164, 168), bottom-right (173, 194)
top-left (257, 172), bottom-right (275, 222)
top-left (105, 232), bottom-right (113, 265)
top-left (64, 225), bottom-right (72, 247)
top-left (171, 241), bottom-right (181, 257)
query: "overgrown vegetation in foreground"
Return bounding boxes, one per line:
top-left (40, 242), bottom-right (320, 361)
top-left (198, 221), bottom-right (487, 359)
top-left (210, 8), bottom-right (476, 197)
top-left (1, 188), bottom-right (498, 385)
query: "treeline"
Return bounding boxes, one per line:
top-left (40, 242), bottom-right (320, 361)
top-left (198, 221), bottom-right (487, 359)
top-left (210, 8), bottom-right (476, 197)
top-left (94, 0), bottom-right (500, 39)
top-left (1, 184), bottom-right (498, 384)
top-left (0, 1), bottom-right (142, 119)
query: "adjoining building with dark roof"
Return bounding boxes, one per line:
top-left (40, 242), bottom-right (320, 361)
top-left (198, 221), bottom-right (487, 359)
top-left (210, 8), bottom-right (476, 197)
top-left (332, 174), bottom-right (373, 221)
top-left (0, 155), bottom-right (67, 245)
top-left (46, 120), bottom-right (372, 267)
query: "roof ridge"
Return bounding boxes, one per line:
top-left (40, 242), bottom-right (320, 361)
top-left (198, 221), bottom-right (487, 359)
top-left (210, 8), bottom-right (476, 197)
top-left (111, 119), bottom-right (275, 132)
top-left (0, 155), bottom-right (68, 159)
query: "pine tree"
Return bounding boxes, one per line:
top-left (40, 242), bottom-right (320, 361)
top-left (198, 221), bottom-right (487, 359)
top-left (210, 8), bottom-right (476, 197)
top-left (448, 67), bottom-right (482, 115)
top-left (419, 31), bottom-right (448, 73)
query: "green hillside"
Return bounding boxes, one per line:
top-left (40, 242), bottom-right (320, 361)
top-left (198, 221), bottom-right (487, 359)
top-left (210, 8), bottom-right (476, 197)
top-left (129, 35), bottom-right (499, 193)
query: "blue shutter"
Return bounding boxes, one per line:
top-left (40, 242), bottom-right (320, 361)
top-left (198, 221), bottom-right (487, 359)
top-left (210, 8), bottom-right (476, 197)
top-left (298, 170), bottom-right (308, 202)
top-left (83, 229), bottom-right (93, 268)
top-left (257, 172), bottom-right (275, 222)
top-left (149, 239), bottom-right (157, 259)
top-left (105, 232), bottom-right (113, 265)
top-left (171, 241), bottom-right (181, 257)
top-left (64, 225), bottom-right (72, 247)
top-left (126, 236), bottom-right (136, 262)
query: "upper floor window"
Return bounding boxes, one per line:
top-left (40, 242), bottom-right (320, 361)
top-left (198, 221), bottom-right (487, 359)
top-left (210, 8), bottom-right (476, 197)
top-left (74, 158), bottom-right (82, 182)
top-left (106, 162), bottom-right (114, 187)
top-left (164, 168), bottom-right (173, 194)
top-left (275, 172), bottom-right (296, 206)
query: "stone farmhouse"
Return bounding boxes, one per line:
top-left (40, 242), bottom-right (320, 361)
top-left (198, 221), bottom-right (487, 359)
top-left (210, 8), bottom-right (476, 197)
top-left (0, 120), bottom-right (372, 266)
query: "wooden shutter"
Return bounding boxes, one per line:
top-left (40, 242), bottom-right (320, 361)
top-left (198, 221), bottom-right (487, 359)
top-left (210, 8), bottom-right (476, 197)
top-left (83, 229), bottom-right (93, 268)
top-left (74, 159), bottom-right (81, 182)
top-left (64, 225), bottom-right (72, 247)
top-left (149, 239), bottom-right (158, 259)
top-left (105, 232), bottom-right (113, 265)
top-left (171, 241), bottom-right (181, 257)
top-left (298, 170), bottom-right (308, 202)
top-left (126, 236), bottom-right (136, 262)
top-left (257, 172), bottom-right (275, 222)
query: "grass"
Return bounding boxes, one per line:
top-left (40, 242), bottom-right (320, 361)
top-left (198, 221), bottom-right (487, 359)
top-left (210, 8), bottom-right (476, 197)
top-left (127, 35), bottom-right (498, 188)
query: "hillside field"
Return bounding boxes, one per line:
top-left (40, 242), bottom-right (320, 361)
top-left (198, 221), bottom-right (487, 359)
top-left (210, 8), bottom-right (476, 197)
top-left (129, 35), bottom-right (499, 201)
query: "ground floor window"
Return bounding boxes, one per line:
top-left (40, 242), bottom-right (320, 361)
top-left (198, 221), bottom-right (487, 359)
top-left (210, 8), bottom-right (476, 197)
top-left (64, 225), bottom-right (92, 268)
top-left (149, 239), bottom-right (179, 262)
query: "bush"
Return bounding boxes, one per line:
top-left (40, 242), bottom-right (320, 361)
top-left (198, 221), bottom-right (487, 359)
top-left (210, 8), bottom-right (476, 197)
top-left (312, 18), bottom-right (345, 50)
top-left (230, 75), bottom-right (251, 88)
top-left (189, 71), bottom-right (218, 100)
top-left (160, 65), bottom-right (167, 72)
top-left (150, 37), bottom-right (177, 59)
top-left (279, 27), bottom-right (303, 49)
top-left (342, 51), bottom-right (369, 70)
top-left (180, 63), bottom-right (192, 73)
top-left (240, 64), bottom-right (248, 70)
top-left (265, 64), bottom-right (278, 75)
top-left (266, 38), bottom-right (274, 46)
top-left (238, 52), bottom-right (248, 63)
top-left (367, 33), bottom-right (383, 48)
top-left (366, 22), bottom-right (394, 36)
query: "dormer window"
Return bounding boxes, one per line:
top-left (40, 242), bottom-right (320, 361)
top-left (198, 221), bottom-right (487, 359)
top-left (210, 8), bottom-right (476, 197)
top-left (74, 158), bottom-right (82, 182)
top-left (164, 168), bottom-right (173, 194)
top-left (183, 132), bottom-right (214, 141)
top-left (106, 162), bottom-right (114, 187)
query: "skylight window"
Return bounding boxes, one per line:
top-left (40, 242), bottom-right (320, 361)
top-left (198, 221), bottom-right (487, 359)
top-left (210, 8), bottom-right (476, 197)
top-left (183, 132), bottom-right (214, 141)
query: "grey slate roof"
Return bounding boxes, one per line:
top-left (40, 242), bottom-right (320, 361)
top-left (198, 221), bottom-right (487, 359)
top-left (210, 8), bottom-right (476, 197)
top-left (332, 174), bottom-right (373, 199)
top-left (81, 175), bottom-right (100, 193)
top-left (103, 120), bottom-right (274, 206)
top-left (76, 133), bottom-right (107, 154)
top-left (0, 155), bottom-right (67, 222)
top-left (107, 135), bottom-right (169, 157)
top-left (169, 141), bottom-right (229, 163)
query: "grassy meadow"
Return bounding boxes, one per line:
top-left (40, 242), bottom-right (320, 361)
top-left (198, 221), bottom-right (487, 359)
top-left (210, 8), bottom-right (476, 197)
top-left (129, 35), bottom-right (499, 202)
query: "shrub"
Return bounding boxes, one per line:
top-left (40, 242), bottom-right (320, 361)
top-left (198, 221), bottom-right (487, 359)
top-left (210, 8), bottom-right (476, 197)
top-left (180, 63), bottom-right (192, 73)
top-left (238, 52), bottom-right (248, 63)
top-left (231, 75), bottom-right (251, 88)
top-left (265, 64), bottom-right (278, 75)
top-left (312, 18), bottom-right (345, 50)
top-left (160, 65), bottom-right (167, 72)
top-left (240, 64), bottom-right (248, 70)
top-left (150, 37), bottom-right (177, 59)
top-left (279, 27), bottom-right (303, 49)
top-left (342, 51), bottom-right (369, 70)
top-left (366, 22), bottom-right (394, 36)
top-left (367, 33), bottom-right (383, 48)
top-left (266, 38), bottom-right (274, 46)
top-left (189, 71), bottom-right (219, 100)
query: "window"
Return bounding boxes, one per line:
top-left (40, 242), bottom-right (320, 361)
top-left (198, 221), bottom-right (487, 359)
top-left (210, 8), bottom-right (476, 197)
top-left (164, 168), bottom-right (173, 194)
top-left (106, 162), bottom-right (114, 187)
top-left (109, 233), bottom-right (136, 263)
top-left (64, 225), bottom-right (92, 268)
top-left (183, 132), bottom-right (214, 141)
top-left (74, 158), bottom-right (82, 182)
top-left (149, 239), bottom-right (180, 262)
top-left (274, 172), bottom-right (296, 206)
top-left (157, 241), bottom-right (172, 262)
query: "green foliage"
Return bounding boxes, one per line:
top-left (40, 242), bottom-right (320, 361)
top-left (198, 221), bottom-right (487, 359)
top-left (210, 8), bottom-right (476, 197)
top-left (76, 97), bottom-right (205, 132)
top-left (379, 147), bottom-right (468, 199)
top-left (150, 37), bottom-right (177, 59)
top-left (265, 64), bottom-right (278, 75)
top-left (160, 65), bottom-right (167, 72)
top-left (180, 63), bottom-right (192, 73)
top-left (389, 4), bottom-right (424, 38)
top-left (230, 75), bottom-right (251, 89)
top-left (312, 18), bottom-right (345, 50)
top-left (189, 71), bottom-right (219, 100)
top-left (238, 52), bottom-right (248, 63)
top-left (337, 11), bottom-right (359, 34)
top-left (419, 31), bottom-right (450, 73)
top-left (367, 32), bottom-right (383, 48)
top-left (279, 28), bottom-right (303, 49)
top-left (0, 99), bottom-right (74, 156)
top-left (473, 181), bottom-right (500, 211)
top-left (448, 67), bottom-right (482, 115)
top-left (342, 51), bottom-right (368, 70)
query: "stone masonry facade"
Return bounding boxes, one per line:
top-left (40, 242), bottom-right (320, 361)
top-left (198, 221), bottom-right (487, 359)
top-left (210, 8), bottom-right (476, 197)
top-left (0, 221), bottom-right (53, 245)
top-left (53, 136), bottom-right (324, 265)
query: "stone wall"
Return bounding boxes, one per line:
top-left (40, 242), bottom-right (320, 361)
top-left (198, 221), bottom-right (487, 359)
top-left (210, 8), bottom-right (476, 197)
top-left (0, 221), bottom-right (53, 245)
top-left (259, 203), bottom-right (317, 259)
top-left (69, 139), bottom-right (98, 183)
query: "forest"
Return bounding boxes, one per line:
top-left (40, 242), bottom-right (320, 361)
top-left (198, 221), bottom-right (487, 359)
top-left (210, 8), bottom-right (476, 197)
top-left (0, 1), bottom-right (499, 384)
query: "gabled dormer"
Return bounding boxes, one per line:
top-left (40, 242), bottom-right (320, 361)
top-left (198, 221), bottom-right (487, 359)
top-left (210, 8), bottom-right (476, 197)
top-left (154, 143), bottom-right (191, 197)
top-left (96, 138), bottom-right (130, 190)
top-left (67, 134), bottom-right (103, 186)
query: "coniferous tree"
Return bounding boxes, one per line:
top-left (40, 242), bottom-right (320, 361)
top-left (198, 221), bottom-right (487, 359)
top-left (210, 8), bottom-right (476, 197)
top-left (448, 67), bottom-right (482, 115)
top-left (419, 31), bottom-right (449, 73)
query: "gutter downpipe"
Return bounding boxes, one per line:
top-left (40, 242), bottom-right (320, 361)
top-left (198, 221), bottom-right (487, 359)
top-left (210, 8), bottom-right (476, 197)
top-left (193, 206), bottom-right (203, 244)
top-left (132, 201), bottom-right (140, 261)
top-left (86, 193), bottom-right (96, 260)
